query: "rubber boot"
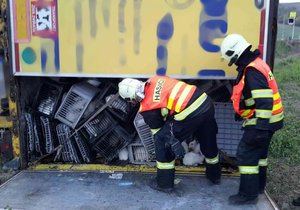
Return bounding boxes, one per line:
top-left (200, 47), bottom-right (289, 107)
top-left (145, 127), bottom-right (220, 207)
top-left (228, 174), bottom-right (259, 205)
top-left (148, 176), bottom-right (174, 193)
top-left (259, 166), bottom-right (267, 194)
top-left (149, 168), bottom-right (175, 190)
top-left (206, 162), bottom-right (221, 184)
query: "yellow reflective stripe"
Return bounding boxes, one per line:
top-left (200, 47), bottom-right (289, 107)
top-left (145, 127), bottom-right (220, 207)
top-left (273, 102), bottom-right (283, 112)
top-left (243, 112), bottom-right (284, 126)
top-left (251, 89), bottom-right (273, 99)
top-left (156, 160), bottom-right (175, 170)
top-left (259, 159), bottom-right (268, 166)
top-left (175, 85), bottom-right (193, 112)
top-left (273, 92), bottom-right (280, 100)
top-left (167, 82), bottom-right (184, 110)
top-left (241, 109), bottom-right (252, 117)
top-left (151, 128), bottom-right (160, 135)
top-left (174, 93), bottom-right (207, 121)
top-left (239, 166), bottom-right (259, 174)
top-left (256, 109), bottom-right (272, 118)
top-left (270, 112), bottom-right (284, 123)
top-left (161, 108), bottom-right (169, 121)
top-left (205, 154), bottom-right (219, 164)
top-left (245, 98), bottom-right (255, 106)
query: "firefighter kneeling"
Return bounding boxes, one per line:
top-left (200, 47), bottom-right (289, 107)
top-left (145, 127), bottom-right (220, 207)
top-left (118, 75), bottom-right (221, 193)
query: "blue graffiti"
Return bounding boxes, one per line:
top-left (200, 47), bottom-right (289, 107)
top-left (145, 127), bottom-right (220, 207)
top-left (200, 20), bottom-right (227, 52)
top-left (156, 13), bottom-right (174, 75)
top-left (157, 45), bottom-right (167, 60)
top-left (157, 13), bottom-right (174, 40)
top-left (199, 0), bottom-right (228, 52)
top-left (201, 0), bottom-right (228, 16)
top-left (198, 69), bottom-right (225, 76)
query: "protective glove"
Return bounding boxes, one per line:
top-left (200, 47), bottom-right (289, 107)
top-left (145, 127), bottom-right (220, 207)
top-left (234, 113), bottom-right (243, 122)
top-left (166, 135), bottom-right (185, 159)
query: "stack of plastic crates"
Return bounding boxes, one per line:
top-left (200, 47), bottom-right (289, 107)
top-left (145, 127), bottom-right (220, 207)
top-left (55, 82), bottom-right (99, 129)
top-left (93, 125), bottom-right (133, 162)
top-left (24, 112), bottom-right (46, 156)
top-left (133, 113), bottom-right (156, 161)
top-left (34, 80), bottom-right (64, 119)
top-left (80, 110), bottom-right (117, 145)
top-left (214, 102), bottom-right (243, 157)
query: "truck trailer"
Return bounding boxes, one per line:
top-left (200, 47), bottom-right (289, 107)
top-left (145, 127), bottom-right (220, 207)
top-left (0, 0), bottom-right (280, 209)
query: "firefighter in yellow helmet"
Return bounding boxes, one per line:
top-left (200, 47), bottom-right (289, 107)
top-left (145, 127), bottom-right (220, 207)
top-left (220, 34), bottom-right (284, 205)
top-left (118, 76), bottom-right (221, 192)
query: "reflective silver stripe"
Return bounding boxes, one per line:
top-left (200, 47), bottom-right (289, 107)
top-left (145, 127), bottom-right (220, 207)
top-left (270, 112), bottom-right (284, 123)
top-left (239, 166), bottom-right (259, 174)
top-left (174, 93), bottom-right (207, 121)
top-left (259, 159), bottom-right (268, 166)
top-left (251, 89), bottom-right (273, 99)
top-left (156, 160), bottom-right (175, 170)
top-left (243, 112), bottom-right (284, 126)
top-left (205, 154), bottom-right (219, 164)
top-left (245, 98), bottom-right (255, 106)
top-left (151, 128), bottom-right (160, 135)
top-left (255, 109), bottom-right (272, 118)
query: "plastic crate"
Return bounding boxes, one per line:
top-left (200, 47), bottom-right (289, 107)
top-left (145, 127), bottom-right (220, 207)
top-left (93, 125), bottom-right (133, 162)
top-left (24, 113), bottom-right (35, 153)
top-left (74, 132), bottom-right (93, 163)
top-left (40, 116), bottom-right (58, 154)
top-left (128, 143), bottom-right (151, 164)
top-left (106, 95), bottom-right (135, 122)
top-left (56, 124), bottom-right (81, 163)
top-left (133, 113), bottom-right (156, 160)
top-left (35, 81), bottom-right (64, 118)
top-left (80, 110), bottom-right (117, 145)
top-left (214, 102), bottom-right (243, 157)
top-left (54, 82), bottom-right (99, 129)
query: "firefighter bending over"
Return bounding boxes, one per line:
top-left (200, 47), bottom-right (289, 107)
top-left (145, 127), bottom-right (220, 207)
top-left (220, 34), bottom-right (284, 205)
top-left (118, 76), bottom-right (221, 192)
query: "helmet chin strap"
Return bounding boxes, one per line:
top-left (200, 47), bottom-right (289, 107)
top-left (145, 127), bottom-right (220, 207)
top-left (228, 54), bottom-right (238, 66)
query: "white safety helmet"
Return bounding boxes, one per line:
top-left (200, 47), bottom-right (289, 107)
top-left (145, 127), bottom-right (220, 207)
top-left (118, 78), bottom-right (146, 102)
top-left (220, 34), bottom-right (251, 66)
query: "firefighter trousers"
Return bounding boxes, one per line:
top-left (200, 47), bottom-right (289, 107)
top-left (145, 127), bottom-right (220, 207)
top-left (237, 128), bottom-right (274, 196)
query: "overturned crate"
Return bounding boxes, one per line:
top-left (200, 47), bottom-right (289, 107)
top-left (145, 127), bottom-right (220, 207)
top-left (34, 80), bottom-right (64, 119)
top-left (92, 125), bottom-right (133, 162)
top-left (55, 82), bottom-right (99, 129)
top-left (133, 113), bottom-right (156, 161)
top-left (80, 110), bottom-right (117, 145)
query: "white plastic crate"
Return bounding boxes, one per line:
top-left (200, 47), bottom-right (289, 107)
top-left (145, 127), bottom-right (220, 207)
top-left (128, 143), bottom-right (150, 164)
top-left (214, 102), bottom-right (243, 157)
top-left (55, 82), bottom-right (99, 129)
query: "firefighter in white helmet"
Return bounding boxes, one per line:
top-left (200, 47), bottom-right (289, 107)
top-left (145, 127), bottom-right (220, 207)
top-left (119, 76), bottom-right (221, 193)
top-left (220, 34), bottom-right (284, 205)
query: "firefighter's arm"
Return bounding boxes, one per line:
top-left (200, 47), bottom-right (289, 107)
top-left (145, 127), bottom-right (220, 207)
top-left (140, 109), bottom-right (185, 158)
top-left (245, 68), bottom-right (273, 132)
